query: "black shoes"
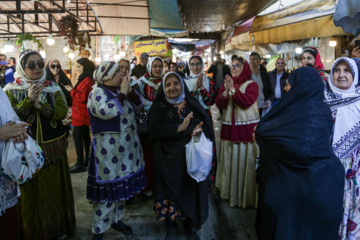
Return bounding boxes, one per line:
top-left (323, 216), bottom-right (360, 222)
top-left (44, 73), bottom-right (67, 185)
top-left (92, 233), bottom-right (103, 240)
top-left (111, 220), bottom-right (133, 235)
top-left (69, 161), bottom-right (86, 173)
top-left (165, 219), bottom-right (178, 240)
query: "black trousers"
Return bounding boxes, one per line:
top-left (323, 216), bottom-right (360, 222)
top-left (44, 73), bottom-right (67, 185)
top-left (73, 125), bottom-right (90, 162)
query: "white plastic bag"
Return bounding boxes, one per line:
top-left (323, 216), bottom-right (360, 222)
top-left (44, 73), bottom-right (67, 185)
top-left (1, 136), bottom-right (45, 184)
top-left (185, 132), bottom-right (213, 182)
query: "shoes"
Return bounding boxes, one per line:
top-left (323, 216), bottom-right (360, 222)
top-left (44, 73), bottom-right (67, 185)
top-left (165, 219), bottom-right (177, 240)
top-left (143, 189), bottom-right (152, 197)
top-left (92, 233), bottom-right (103, 240)
top-left (183, 218), bottom-right (200, 240)
top-left (70, 162), bottom-right (86, 174)
top-left (111, 220), bottom-right (133, 235)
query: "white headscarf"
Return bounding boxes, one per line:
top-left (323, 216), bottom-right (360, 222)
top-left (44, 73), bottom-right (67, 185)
top-left (162, 71), bottom-right (185, 104)
top-left (325, 57), bottom-right (360, 159)
top-left (146, 57), bottom-right (164, 79)
top-left (3, 50), bottom-right (65, 104)
top-left (183, 56), bottom-right (210, 109)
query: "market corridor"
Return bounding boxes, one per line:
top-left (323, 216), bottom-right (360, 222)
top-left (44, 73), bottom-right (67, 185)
top-left (66, 105), bottom-right (257, 240)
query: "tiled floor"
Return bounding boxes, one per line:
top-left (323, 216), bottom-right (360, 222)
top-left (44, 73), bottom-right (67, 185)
top-left (65, 105), bottom-right (257, 240)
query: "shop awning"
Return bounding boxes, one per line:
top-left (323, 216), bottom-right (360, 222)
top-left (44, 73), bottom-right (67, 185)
top-left (249, 0), bottom-right (347, 44)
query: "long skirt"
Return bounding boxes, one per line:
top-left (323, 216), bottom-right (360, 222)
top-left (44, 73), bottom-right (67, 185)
top-left (216, 140), bottom-right (259, 208)
top-left (139, 132), bottom-right (153, 190)
top-left (17, 155), bottom-right (75, 240)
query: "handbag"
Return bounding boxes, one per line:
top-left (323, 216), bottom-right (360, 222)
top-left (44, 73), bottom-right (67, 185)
top-left (1, 135), bottom-right (45, 184)
top-left (135, 110), bottom-right (149, 133)
top-left (185, 132), bottom-right (213, 182)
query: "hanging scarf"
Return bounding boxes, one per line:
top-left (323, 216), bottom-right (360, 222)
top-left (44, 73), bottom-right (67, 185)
top-left (162, 71), bottom-right (185, 104)
top-left (324, 57), bottom-right (360, 159)
top-left (302, 47), bottom-right (328, 82)
top-left (74, 58), bottom-right (95, 89)
top-left (3, 50), bottom-right (65, 105)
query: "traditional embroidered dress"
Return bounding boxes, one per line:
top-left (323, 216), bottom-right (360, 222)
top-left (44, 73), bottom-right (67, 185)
top-left (149, 72), bottom-right (215, 228)
top-left (215, 61), bottom-right (260, 208)
top-left (136, 57), bottom-right (164, 190)
top-left (87, 61), bottom-right (146, 234)
top-left (3, 50), bottom-right (75, 240)
top-left (184, 55), bottom-right (218, 186)
top-left (324, 57), bottom-right (360, 240)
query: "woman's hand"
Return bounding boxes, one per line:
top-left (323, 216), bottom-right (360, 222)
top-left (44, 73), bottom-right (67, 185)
top-left (34, 96), bottom-right (41, 109)
top-left (64, 85), bottom-right (73, 92)
top-left (224, 74), bottom-right (234, 91)
top-left (28, 83), bottom-right (44, 101)
top-left (0, 122), bottom-right (29, 142)
top-left (120, 71), bottom-right (131, 95)
top-left (178, 112), bottom-right (193, 132)
top-left (352, 46), bottom-right (360, 58)
top-left (194, 74), bottom-right (204, 92)
top-left (191, 122), bottom-right (203, 136)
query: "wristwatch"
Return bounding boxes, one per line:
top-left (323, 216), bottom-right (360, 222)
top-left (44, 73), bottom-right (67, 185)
top-left (229, 88), bottom-right (236, 95)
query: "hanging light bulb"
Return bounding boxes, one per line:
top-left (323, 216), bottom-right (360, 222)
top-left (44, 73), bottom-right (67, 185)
top-left (40, 48), bottom-right (46, 58)
top-left (68, 51), bottom-right (75, 59)
top-left (63, 44), bottom-right (69, 53)
top-left (47, 34), bottom-right (55, 46)
top-left (329, 37), bottom-right (337, 47)
top-left (295, 45), bottom-right (302, 54)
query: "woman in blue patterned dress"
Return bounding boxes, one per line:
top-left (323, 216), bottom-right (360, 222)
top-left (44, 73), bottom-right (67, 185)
top-left (87, 60), bottom-right (147, 240)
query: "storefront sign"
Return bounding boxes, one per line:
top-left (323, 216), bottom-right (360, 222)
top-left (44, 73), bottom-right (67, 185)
top-left (134, 39), bottom-right (168, 56)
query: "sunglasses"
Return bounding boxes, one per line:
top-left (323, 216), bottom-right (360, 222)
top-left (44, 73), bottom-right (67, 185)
top-left (25, 62), bottom-right (45, 70)
top-left (51, 64), bottom-right (60, 69)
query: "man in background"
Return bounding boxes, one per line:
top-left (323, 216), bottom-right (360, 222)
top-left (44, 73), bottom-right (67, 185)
top-left (268, 58), bottom-right (289, 105)
top-left (208, 53), bottom-right (231, 89)
top-left (131, 52), bottom-right (149, 80)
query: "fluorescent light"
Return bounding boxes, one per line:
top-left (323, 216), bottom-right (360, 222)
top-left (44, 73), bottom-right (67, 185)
top-left (265, 54), bottom-right (271, 58)
top-left (329, 37), bottom-right (337, 47)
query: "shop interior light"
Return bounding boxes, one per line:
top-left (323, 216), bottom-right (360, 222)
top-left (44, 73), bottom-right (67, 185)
top-left (295, 45), bottom-right (302, 54)
top-left (40, 48), bottom-right (46, 58)
top-left (329, 37), bottom-right (337, 47)
top-left (119, 49), bottom-right (126, 57)
top-left (47, 34), bottom-right (55, 46)
top-left (63, 44), bottom-right (69, 53)
top-left (4, 42), bottom-right (14, 53)
top-left (68, 51), bottom-right (75, 59)
top-left (220, 50), bottom-right (224, 54)
top-left (95, 55), bottom-right (101, 63)
top-left (206, 48), bottom-right (211, 53)
top-left (213, 56), bottom-right (217, 61)
top-left (265, 54), bottom-right (271, 58)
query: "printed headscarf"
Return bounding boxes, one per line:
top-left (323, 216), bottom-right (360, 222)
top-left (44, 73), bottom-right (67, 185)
top-left (93, 61), bottom-right (119, 86)
top-left (162, 71), bottom-right (185, 104)
top-left (3, 50), bottom-right (65, 104)
top-left (302, 47), bottom-right (328, 81)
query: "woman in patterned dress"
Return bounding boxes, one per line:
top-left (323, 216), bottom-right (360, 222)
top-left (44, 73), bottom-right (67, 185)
top-left (87, 60), bottom-right (146, 240)
top-left (324, 57), bottom-right (360, 239)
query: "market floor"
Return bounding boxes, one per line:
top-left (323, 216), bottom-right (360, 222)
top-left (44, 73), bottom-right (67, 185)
top-left (65, 105), bottom-right (257, 240)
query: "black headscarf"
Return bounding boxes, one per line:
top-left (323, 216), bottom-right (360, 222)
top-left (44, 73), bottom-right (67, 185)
top-left (74, 58), bottom-right (95, 89)
top-left (45, 60), bottom-right (72, 106)
top-left (255, 67), bottom-right (344, 239)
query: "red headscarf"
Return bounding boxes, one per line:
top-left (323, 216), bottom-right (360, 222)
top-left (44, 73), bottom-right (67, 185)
top-left (218, 60), bottom-right (252, 95)
top-left (302, 47), bottom-right (328, 81)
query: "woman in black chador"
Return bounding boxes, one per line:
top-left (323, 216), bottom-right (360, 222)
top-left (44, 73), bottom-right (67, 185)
top-left (255, 67), bottom-right (345, 240)
top-left (149, 72), bottom-right (214, 240)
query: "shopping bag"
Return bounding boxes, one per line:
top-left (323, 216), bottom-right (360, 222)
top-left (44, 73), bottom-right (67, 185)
top-left (1, 135), bottom-right (45, 184)
top-left (185, 132), bottom-right (213, 182)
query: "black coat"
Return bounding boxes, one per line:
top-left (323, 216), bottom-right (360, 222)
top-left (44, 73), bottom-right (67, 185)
top-left (207, 62), bottom-right (231, 88)
top-left (149, 85), bottom-right (214, 229)
top-left (131, 64), bottom-right (147, 79)
top-left (268, 69), bottom-right (289, 99)
top-left (255, 67), bottom-right (344, 240)
top-left (257, 66), bottom-right (275, 103)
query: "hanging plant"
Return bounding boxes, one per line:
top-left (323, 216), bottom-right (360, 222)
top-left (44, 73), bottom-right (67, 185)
top-left (58, 15), bottom-right (91, 52)
top-left (16, 33), bottom-right (43, 50)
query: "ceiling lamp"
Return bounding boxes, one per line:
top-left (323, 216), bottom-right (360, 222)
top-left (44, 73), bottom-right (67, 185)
top-left (4, 42), bottom-right (14, 53)
top-left (295, 45), bottom-right (302, 54)
top-left (40, 48), bottom-right (46, 58)
top-left (329, 37), bottom-right (337, 47)
top-left (63, 44), bottom-right (69, 53)
top-left (47, 34), bottom-right (55, 46)
top-left (68, 51), bottom-right (75, 59)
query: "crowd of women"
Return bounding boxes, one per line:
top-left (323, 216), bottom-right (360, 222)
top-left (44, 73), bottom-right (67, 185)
top-left (0, 45), bottom-right (359, 240)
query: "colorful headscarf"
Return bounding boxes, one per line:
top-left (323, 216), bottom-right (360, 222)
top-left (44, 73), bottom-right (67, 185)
top-left (162, 71), bottom-right (185, 104)
top-left (3, 50), bottom-right (65, 103)
top-left (302, 47), bottom-right (328, 81)
top-left (93, 61), bottom-right (119, 85)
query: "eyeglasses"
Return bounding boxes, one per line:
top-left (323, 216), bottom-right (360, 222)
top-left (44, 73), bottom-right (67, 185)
top-left (190, 62), bottom-right (202, 67)
top-left (230, 64), bottom-right (241, 69)
top-left (50, 64), bottom-right (60, 69)
top-left (25, 62), bottom-right (45, 70)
